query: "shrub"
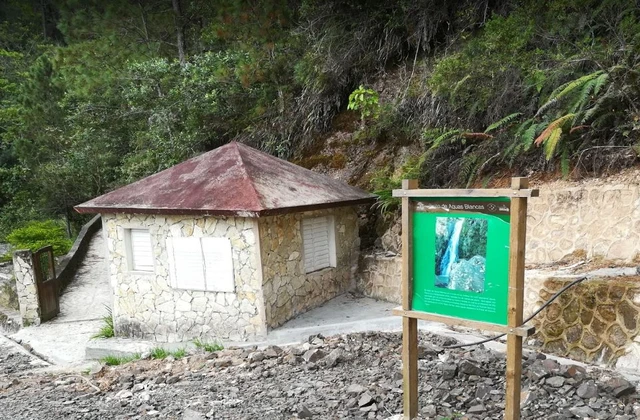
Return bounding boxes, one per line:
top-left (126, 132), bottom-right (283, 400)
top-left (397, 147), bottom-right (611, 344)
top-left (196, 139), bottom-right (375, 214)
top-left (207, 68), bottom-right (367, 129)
top-left (6, 220), bottom-right (72, 256)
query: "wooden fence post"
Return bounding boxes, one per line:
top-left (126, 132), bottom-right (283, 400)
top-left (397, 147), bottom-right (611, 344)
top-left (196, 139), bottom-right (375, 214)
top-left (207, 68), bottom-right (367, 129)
top-left (505, 177), bottom-right (529, 420)
top-left (402, 179), bottom-right (418, 419)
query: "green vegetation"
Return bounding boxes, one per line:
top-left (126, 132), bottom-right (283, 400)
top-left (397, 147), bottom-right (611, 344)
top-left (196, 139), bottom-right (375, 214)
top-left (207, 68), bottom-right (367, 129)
top-left (370, 155), bottom-right (424, 218)
top-left (347, 86), bottom-right (380, 127)
top-left (91, 307), bottom-right (114, 339)
top-left (0, 0), bottom-right (639, 232)
top-left (150, 347), bottom-right (187, 360)
top-left (5, 220), bottom-right (72, 256)
top-left (100, 353), bottom-right (141, 366)
top-left (193, 338), bottom-right (224, 353)
top-left (149, 347), bottom-right (169, 360)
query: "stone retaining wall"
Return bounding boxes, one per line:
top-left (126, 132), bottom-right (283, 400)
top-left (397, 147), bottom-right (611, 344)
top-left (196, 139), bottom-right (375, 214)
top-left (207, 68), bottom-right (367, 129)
top-left (530, 276), bottom-right (640, 369)
top-left (356, 254), bottom-right (401, 304)
top-left (259, 207), bottom-right (360, 328)
top-left (527, 179), bottom-right (640, 264)
top-left (57, 214), bottom-right (102, 290)
top-left (103, 213), bottom-right (265, 343)
top-left (12, 250), bottom-right (40, 326)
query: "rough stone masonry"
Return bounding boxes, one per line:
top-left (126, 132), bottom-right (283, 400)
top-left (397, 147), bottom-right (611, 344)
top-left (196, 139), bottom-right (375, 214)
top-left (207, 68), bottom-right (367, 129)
top-left (103, 206), bottom-right (359, 343)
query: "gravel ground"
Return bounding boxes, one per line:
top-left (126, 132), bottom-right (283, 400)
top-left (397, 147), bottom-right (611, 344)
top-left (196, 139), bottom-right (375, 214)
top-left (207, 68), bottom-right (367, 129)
top-left (0, 331), bottom-right (639, 420)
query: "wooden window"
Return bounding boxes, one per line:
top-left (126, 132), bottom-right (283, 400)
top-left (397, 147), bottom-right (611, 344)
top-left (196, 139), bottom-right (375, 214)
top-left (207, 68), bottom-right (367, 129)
top-left (128, 229), bottom-right (153, 272)
top-left (302, 216), bottom-right (336, 273)
top-left (166, 237), bottom-right (235, 292)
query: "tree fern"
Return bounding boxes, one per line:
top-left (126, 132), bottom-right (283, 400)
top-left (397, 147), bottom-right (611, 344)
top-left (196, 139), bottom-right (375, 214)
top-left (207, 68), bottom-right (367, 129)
top-left (484, 112), bottom-right (522, 133)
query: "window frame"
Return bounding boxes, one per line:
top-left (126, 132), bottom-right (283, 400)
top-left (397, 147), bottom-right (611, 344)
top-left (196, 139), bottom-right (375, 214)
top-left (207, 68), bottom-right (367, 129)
top-left (301, 215), bottom-right (337, 274)
top-left (166, 236), bottom-right (235, 293)
top-left (125, 228), bottom-right (154, 273)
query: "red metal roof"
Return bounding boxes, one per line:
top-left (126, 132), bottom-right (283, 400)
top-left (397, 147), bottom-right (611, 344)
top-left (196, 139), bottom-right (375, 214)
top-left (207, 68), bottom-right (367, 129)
top-left (75, 142), bottom-right (375, 217)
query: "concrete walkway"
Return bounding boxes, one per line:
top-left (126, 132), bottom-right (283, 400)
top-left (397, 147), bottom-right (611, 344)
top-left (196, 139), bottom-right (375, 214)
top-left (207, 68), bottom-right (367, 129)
top-left (10, 232), bottom-right (111, 366)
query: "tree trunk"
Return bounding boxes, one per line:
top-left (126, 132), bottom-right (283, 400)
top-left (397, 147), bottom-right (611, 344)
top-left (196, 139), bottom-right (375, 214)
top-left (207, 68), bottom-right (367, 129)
top-left (172, 0), bottom-right (186, 65)
top-left (40, 0), bottom-right (48, 41)
top-left (64, 206), bottom-right (73, 239)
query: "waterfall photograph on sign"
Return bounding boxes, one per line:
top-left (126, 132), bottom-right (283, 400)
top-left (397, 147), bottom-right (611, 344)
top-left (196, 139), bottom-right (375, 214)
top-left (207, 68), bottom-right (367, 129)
top-left (434, 217), bottom-right (488, 293)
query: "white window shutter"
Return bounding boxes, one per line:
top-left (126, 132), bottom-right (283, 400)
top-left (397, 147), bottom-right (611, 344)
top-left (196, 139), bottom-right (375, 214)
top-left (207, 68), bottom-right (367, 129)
top-left (169, 237), bottom-right (206, 291)
top-left (130, 229), bottom-right (153, 271)
top-left (201, 237), bottom-right (235, 292)
top-left (302, 217), bottom-right (335, 273)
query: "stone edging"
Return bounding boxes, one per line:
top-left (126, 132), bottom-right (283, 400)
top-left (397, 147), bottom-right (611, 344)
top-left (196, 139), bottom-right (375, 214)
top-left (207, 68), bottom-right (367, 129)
top-left (57, 214), bottom-right (102, 292)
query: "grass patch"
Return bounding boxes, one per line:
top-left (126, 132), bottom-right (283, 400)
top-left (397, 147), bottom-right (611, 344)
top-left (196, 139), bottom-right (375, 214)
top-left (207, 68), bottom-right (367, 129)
top-left (193, 338), bottom-right (224, 352)
top-left (100, 353), bottom-right (141, 366)
top-left (150, 347), bottom-right (187, 360)
top-left (172, 348), bottom-right (187, 359)
top-left (150, 347), bottom-right (169, 359)
top-left (91, 307), bottom-right (114, 339)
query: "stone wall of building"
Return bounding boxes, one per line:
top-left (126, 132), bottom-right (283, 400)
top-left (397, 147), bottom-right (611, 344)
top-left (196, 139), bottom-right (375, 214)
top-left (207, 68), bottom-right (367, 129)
top-left (527, 178), bottom-right (640, 264)
top-left (103, 213), bottom-right (265, 343)
top-left (259, 207), bottom-right (360, 328)
top-left (12, 250), bottom-right (40, 326)
top-left (357, 254), bottom-right (402, 304)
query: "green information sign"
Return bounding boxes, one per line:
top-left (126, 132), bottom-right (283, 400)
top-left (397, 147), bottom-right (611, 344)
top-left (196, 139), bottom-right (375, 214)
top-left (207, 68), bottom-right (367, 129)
top-left (412, 197), bottom-right (511, 325)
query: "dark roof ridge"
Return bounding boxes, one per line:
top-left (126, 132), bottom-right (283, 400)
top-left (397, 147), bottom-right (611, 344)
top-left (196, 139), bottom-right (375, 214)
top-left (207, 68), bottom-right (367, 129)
top-left (232, 141), bottom-right (265, 212)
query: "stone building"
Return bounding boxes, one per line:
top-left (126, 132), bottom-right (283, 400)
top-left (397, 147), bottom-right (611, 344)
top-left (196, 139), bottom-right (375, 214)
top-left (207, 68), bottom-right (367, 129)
top-left (75, 142), bottom-right (374, 342)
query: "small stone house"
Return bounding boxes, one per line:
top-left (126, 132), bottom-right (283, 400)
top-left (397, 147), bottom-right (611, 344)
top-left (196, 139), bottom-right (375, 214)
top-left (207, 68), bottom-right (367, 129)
top-left (75, 142), bottom-right (374, 342)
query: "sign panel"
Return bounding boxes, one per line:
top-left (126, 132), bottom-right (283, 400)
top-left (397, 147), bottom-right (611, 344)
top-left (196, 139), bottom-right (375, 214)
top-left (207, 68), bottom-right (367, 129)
top-left (412, 197), bottom-right (510, 325)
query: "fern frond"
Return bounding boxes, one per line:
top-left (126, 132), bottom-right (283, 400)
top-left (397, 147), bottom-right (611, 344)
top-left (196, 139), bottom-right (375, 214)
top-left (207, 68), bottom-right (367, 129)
top-left (458, 154), bottom-right (479, 187)
top-left (544, 127), bottom-right (563, 160)
top-left (592, 72), bottom-right (609, 96)
top-left (484, 112), bottom-right (522, 133)
top-left (581, 84), bottom-right (614, 124)
top-left (430, 129), bottom-right (460, 149)
top-left (452, 75), bottom-right (471, 97)
top-left (534, 114), bottom-right (575, 146)
top-left (522, 123), bottom-right (541, 151)
top-left (569, 78), bottom-right (597, 113)
top-left (536, 71), bottom-right (604, 117)
top-left (549, 70), bottom-right (603, 102)
top-left (535, 98), bottom-right (557, 118)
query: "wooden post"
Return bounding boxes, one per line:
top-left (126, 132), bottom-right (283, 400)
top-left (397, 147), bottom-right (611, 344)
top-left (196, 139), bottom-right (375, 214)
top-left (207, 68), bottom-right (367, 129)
top-left (401, 179), bottom-right (418, 419)
top-left (505, 177), bottom-right (529, 420)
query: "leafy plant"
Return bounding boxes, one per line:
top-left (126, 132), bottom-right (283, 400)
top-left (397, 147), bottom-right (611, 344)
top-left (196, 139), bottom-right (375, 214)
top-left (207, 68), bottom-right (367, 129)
top-left (6, 220), bottom-right (73, 256)
top-left (91, 306), bottom-right (114, 339)
top-left (370, 155), bottom-right (425, 218)
top-left (193, 338), bottom-right (224, 353)
top-left (348, 85), bottom-right (380, 127)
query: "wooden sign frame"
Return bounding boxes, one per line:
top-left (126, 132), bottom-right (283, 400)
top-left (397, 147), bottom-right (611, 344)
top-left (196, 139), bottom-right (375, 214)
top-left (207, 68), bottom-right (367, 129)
top-left (392, 177), bottom-right (537, 420)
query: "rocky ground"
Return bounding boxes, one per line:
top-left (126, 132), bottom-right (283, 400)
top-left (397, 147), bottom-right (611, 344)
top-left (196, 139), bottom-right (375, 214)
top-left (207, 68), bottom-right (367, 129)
top-left (0, 331), bottom-right (639, 420)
